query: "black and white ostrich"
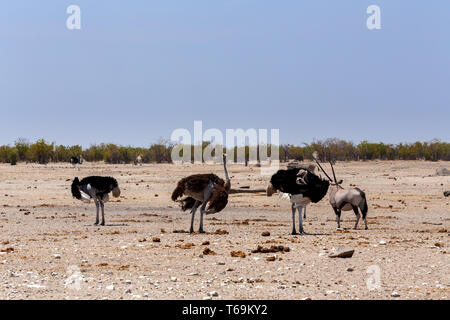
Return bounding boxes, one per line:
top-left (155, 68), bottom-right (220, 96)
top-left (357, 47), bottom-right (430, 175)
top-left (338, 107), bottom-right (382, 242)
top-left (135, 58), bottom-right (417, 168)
top-left (171, 154), bottom-right (231, 233)
top-left (71, 176), bottom-right (120, 226)
top-left (267, 168), bottom-right (329, 235)
top-left (70, 155), bottom-right (83, 170)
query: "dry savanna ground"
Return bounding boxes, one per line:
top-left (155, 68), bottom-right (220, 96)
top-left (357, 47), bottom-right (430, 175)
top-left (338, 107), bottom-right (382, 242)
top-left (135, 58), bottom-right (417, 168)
top-left (0, 161), bottom-right (449, 300)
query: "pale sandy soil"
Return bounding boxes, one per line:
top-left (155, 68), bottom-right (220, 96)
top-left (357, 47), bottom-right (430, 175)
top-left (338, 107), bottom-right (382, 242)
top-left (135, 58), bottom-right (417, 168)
top-left (0, 161), bottom-right (449, 300)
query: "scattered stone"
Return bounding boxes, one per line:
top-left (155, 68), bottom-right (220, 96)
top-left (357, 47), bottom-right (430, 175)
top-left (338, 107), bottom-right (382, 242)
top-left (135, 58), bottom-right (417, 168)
top-left (202, 296), bottom-right (212, 300)
top-left (347, 267), bottom-right (354, 272)
top-left (328, 246), bottom-right (354, 258)
top-left (152, 237), bottom-right (160, 243)
top-left (444, 191), bottom-right (450, 197)
top-left (379, 241), bottom-right (387, 245)
top-left (261, 231), bottom-right (270, 237)
top-left (27, 284), bottom-right (46, 289)
top-left (209, 291), bottom-right (219, 297)
top-left (53, 254), bottom-right (61, 259)
top-left (170, 277), bottom-right (177, 282)
top-left (266, 256), bottom-right (276, 262)
top-left (391, 291), bottom-right (400, 297)
top-left (8, 270), bottom-right (19, 277)
top-left (106, 285), bottom-right (115, 291)
top-left (202, 241), bottom-right (210, 245)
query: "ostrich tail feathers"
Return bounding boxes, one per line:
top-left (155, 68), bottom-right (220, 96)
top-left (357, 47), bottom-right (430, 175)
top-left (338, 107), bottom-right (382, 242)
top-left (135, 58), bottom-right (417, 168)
top-left (207, 186), bottom-right (228, 214)
top-left (171, 181), bottom-right (185, 201)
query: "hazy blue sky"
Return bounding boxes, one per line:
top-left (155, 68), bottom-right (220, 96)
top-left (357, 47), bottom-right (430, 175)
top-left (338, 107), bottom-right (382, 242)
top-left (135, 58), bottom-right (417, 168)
top-left (1, 1), bottom-right (449, 147)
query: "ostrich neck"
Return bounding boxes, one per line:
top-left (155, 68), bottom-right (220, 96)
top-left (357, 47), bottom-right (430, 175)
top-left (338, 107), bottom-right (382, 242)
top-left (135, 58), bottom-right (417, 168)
top-left (223, 158), bottom-right (231, 191)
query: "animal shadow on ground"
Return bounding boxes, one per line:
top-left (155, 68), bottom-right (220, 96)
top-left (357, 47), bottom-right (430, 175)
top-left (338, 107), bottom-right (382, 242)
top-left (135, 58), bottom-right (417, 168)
top-left (83, 223), bottom-right (129, 227)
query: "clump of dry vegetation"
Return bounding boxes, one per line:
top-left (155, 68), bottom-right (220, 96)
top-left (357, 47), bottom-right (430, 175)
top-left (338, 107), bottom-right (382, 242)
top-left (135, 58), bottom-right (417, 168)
top-left (251, 245), bottom-right (290, 254)
top-left (230, 251), bottom-right (246, 258)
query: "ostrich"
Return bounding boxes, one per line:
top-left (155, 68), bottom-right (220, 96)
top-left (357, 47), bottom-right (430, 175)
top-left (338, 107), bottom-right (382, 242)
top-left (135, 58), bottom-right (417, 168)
top-left (71, 176), bottom-right (120, 226)
top-left (171, 154), bottom-right (231, 233)
top-left (267, 167), bottom-right (330, 235)
top-left (311, 155), bottom-right (368, 230)
top-left (70, 155), bottom-right (83, 170)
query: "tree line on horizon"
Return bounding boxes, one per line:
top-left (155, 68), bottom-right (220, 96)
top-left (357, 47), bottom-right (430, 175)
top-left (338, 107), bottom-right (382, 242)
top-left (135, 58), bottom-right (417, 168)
top-left (0, 138), bottom-right (449, 165)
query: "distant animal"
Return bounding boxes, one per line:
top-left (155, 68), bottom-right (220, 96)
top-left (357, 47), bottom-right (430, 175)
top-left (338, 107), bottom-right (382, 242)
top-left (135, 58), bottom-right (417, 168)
top-left (444, 191), bottom-right (450, 197)
top-left (436, 167), bottom-right (450, 176)
top-left (267, 167), bottom-right (330, 235)
top-left (134, 155), bottom-right (143, 166)
top-left (312, 156), bottom-right (368, 230)
top-left (171, 154), bottom-right (231, 233)
top-left (71, 176), bottom-right (120, 226)
top-left (70, 155), bottom-right (83, 170)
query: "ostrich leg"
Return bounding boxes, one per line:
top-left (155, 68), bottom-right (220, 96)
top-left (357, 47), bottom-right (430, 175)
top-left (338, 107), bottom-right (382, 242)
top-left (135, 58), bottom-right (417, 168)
top-left (100, 200), bottom-right (105, 226)
top-left (189, 201), bottom-right (200, 233)
top-left (93, 197), bottom-right (100, 225)
top-left (198, 201), bottom-right (208, 233)
top-left (199, 182), bottom-right (214, 233)
top-left (297, 205), bottom-right (305, 234)
top-left (303, 207), bottom-right (307, 219)
top-left (291, 203), bottom-right (297, 235)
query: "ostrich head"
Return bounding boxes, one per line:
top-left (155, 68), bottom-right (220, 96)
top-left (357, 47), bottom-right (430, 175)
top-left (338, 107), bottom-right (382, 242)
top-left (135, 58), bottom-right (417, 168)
top-left (71, 177), bottom-right (82, 199)
top-left (266, 183), bottom-right (277, 197)
top-left (112, 186), bottom-right (121, 198)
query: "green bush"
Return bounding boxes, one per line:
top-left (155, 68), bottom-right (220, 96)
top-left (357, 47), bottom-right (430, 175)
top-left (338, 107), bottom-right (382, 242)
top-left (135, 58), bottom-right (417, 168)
top-left (0, 138), bottom-right (448, 163)
top-left (9, 150), bottom-right (18, 165)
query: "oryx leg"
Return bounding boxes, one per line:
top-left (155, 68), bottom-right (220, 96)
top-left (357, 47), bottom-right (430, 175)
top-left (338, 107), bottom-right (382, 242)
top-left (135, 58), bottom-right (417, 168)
top-left (189, 201), bottom-right (200, 233)
top-left (351, 205), bottom-right (360, 230)
top-left (291, 203), bottom-right (297, 235)
top-left (361, 205), bottom-right (368, 230)
top-left (332, 206), bottom-right (341, 229)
